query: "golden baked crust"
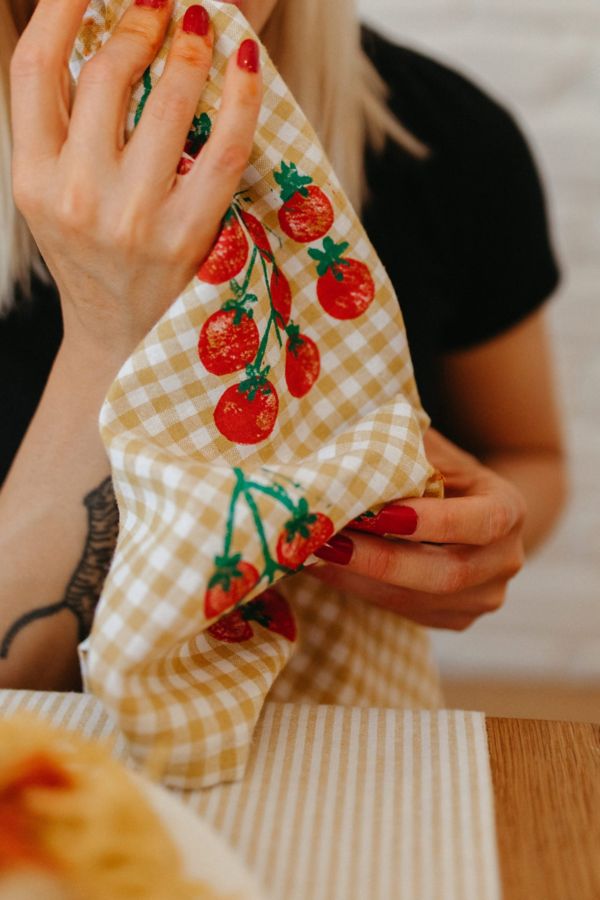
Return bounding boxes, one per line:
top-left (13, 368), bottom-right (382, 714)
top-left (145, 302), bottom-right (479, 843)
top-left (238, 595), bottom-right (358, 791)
top-left (0, 715), bottom-right (227, 899)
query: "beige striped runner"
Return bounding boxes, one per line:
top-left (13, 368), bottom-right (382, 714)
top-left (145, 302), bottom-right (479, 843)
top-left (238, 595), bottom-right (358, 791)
top-left (0, 692), bottom-right (500, 900)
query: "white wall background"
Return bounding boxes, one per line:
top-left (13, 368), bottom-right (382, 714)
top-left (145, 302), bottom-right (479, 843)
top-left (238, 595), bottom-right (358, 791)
top-left (358, 0), bottom-right (600, 683)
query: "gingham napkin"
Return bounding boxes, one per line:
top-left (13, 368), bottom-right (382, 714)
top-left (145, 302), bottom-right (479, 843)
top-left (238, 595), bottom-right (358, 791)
top-left (70, 0), bottom-right (442, 789)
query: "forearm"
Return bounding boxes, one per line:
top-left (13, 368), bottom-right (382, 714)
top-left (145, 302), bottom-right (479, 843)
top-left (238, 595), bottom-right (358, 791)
top-left (0, 342), bottom-right (120, 690)
top-left (481, 448), bottom-right (568, 554)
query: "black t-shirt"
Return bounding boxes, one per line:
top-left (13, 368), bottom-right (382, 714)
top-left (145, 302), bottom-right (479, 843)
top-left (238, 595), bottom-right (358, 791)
top-left (0, 30), bottom-right (560, 485)
top-left (361, 29), bottom-right (560, 425)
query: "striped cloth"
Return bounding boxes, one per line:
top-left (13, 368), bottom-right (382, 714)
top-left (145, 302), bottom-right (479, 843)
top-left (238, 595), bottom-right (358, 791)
top-left (0, 691), bottom-right (501, 900)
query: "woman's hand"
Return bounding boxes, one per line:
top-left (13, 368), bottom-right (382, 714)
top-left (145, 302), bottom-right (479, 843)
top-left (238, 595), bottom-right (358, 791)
top-left (306, 429), bottom-right (527, 631)
top-left (10, 0), bottom-right (262, 368)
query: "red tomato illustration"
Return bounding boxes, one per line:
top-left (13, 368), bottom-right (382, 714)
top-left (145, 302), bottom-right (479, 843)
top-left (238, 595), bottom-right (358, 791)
top-left (270, 267), bottom-right (292, 328)
top-left (198, 209), bottom-right (249, 285)
top-left (255, 589), bottom-right (297, 641)
top-left (207, 609), bottom-right (254, 643)
top-left (275, 162), bottom-right (334, 244)
top-left (177, 156), bottom-right (194, 176)
top-left (214, 377), bottom-right (279, 445)
top-left (204, 558), bottom-right (260, 619)
top-left (198, 308), bottom-right (259, 376)
top-left (239, 210), bottom-right (273, 262)
top-left (309, 237), bottom-right (375, 319)
top-left (276, 502), bottom-right (334, 569)
top-left (285, 325), bottom-right (320, 398)
top-left (207, 589), bottom-right (296, 644)
top-left (177, 113), bottom-right (212, 176)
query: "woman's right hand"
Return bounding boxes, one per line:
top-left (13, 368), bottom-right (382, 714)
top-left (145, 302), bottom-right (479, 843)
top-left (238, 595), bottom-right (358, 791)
top-left (10, 0), bottom-right (262, 368)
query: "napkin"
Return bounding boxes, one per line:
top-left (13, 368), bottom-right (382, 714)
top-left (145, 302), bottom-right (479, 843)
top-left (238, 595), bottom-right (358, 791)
top-left (70, 0), bottom-right (443, 789)
top-left (0, 693), bottom-right (503, 900)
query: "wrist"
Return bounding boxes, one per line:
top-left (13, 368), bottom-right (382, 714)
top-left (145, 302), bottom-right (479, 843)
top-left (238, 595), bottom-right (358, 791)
top-left (59, 301), bottom-right (141, 376)
top-left (54, 339), bottom-right (125, 409)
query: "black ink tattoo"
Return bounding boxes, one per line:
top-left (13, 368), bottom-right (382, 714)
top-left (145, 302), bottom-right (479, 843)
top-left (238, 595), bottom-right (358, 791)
top-left (0, 476), bottom-right (119, 659)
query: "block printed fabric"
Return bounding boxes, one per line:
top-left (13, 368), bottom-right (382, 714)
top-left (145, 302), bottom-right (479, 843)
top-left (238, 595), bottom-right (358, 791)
top-left (71, 0), bottom-right (443, 788)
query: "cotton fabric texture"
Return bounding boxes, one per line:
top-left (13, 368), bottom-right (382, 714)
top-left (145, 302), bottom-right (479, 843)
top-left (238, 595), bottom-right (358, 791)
top-left (71, 0), bottom-right (443, 789)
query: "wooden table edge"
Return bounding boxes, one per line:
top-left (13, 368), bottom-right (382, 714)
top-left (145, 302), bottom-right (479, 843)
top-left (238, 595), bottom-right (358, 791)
top-left (485, 716), bottom-right (600, 900)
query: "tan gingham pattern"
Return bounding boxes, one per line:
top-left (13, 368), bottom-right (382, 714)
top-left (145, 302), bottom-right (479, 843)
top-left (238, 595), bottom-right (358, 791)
top-left (269, 575), bottom-right (443, 710)
top-left (70, 0), bottom-right (443, 789)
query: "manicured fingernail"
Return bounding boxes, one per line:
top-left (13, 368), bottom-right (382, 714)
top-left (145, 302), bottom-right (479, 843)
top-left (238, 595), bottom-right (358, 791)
top-left (183, 4), bottom-right (209, 35)
top-left (373, 505), bottom-right (418, 535)
top-left (237, 38), bottom-right (260, 73)
top-left (135, 0), bottom-right (168, 8)
top-left (314, 534), bottom-right (354, 566)
top-left (350, 505), bottom-right (418, 536)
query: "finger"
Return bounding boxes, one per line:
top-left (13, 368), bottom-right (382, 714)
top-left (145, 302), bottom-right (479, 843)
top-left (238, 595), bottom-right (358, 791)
top-left (405, 612), bottom-right (480, 632)
top-left (125, 5), bottom-right (214, 188)
top-left (350, 491), bottom-right (523, 546)
top-left (172, 39), bottom-right (262, 235)
top-left (10, 0), bottom-right (91, 159)
top-left (305, 565), bottom-right (507, 627)
top-left (311, 530), bottom-right (524, 595)
top-left (69, 0), bottom-right (174, 154)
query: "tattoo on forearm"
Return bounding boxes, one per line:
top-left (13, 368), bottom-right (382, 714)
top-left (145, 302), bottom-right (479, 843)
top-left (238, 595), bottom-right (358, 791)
top-left (0, 477), bottom-right (119, 659)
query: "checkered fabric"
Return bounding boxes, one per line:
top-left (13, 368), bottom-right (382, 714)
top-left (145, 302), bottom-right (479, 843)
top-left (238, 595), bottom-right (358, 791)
top-left (268, 574), bottom-right (442, 710)
top-left (70, 0), bottom-right (443, 789)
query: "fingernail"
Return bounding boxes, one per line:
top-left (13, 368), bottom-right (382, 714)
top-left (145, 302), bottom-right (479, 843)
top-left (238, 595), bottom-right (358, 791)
top-left (183, 4), bottom-right (210, 35)
top-left (135, 0), bottom-right (168, 8)
top-left (237, 38), bottom-right (260, 73)
top-left (350, 505), bottom-right (418, 536)
top-left (314, 534), bottom-right (354, 566)
top-left (377, 505), bottom-right (418, 535)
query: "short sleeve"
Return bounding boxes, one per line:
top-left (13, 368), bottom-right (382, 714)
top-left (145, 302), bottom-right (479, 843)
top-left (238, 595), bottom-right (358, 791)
top-left (429, 95), bottom-right (561, 352)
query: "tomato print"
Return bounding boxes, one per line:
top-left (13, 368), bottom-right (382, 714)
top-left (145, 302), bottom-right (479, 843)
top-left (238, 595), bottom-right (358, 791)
top-left (207, 609), bottom-right (254, 643)
top-left (214, 375), bottom-right (279, 445)
top-left (185, 112), bottom-right (212, 158)
top-left (275, 162), bottom-right (334, 244)
top-left (270, 267), bottom-right (292, 328)
top-left (177, 112), bottom-right (212, 176)
top-left (198, 307), bottom-right (259, 376)
top-left (204, 556), bottom-right (260, 619)
top-left (254, 589), bottom-right (297, 641)
top-left (207, 589), bottom-right (296, 644)
top-left (309, 237), bottom-right (375, 319)
top-left (285, 325), bottom-right (320, 398)
top-left (198, 208), bottom-right (249, 285)
top-left (239, 211), bottom-right (273, 262)
top-left (177, 156), bottom-right (194, 176)
top-left (276, 501), bottom-right (334, 569)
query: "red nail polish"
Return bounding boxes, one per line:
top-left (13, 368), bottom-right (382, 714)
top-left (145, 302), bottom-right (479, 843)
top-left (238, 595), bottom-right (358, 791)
top-left (183, 4), bottom-right (209, 36)
top-left (350, 505), bottom-right (418, 536)
top-left (314, 534), bottom-right (354, 566)
top-left (375, 505), bottom-right (418, 535)
top-left (237, 38), bottom-right (260, 73)
top-left (135, 0), bottom-right (168, 8)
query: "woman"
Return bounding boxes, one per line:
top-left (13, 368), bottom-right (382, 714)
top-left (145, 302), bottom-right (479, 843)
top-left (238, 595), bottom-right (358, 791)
top-left (0, 0), bottom-right (566, 691)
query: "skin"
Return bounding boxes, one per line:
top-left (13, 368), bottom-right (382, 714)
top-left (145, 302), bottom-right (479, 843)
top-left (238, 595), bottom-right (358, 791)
top-left (0, 0), bottom-right (567, 688)
top-left (224, 0), bottom-right (279, 33)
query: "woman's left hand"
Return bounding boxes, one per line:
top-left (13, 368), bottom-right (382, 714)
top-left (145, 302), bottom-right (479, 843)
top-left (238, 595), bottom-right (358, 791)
top-left (305, 429), bottom-right (527, 631)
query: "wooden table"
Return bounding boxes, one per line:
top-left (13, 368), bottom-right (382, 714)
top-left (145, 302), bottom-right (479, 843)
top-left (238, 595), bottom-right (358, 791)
top-left (487, 718), bottom-right (600, 900)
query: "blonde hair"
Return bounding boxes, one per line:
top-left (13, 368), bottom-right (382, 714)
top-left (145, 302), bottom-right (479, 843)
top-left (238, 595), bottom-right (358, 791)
top-left (1, 0), bottom-right (47, 316)
top-left (0, 0), bottom-right (425, 315)
top-left (262, 0), bottom-right (427, 208)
